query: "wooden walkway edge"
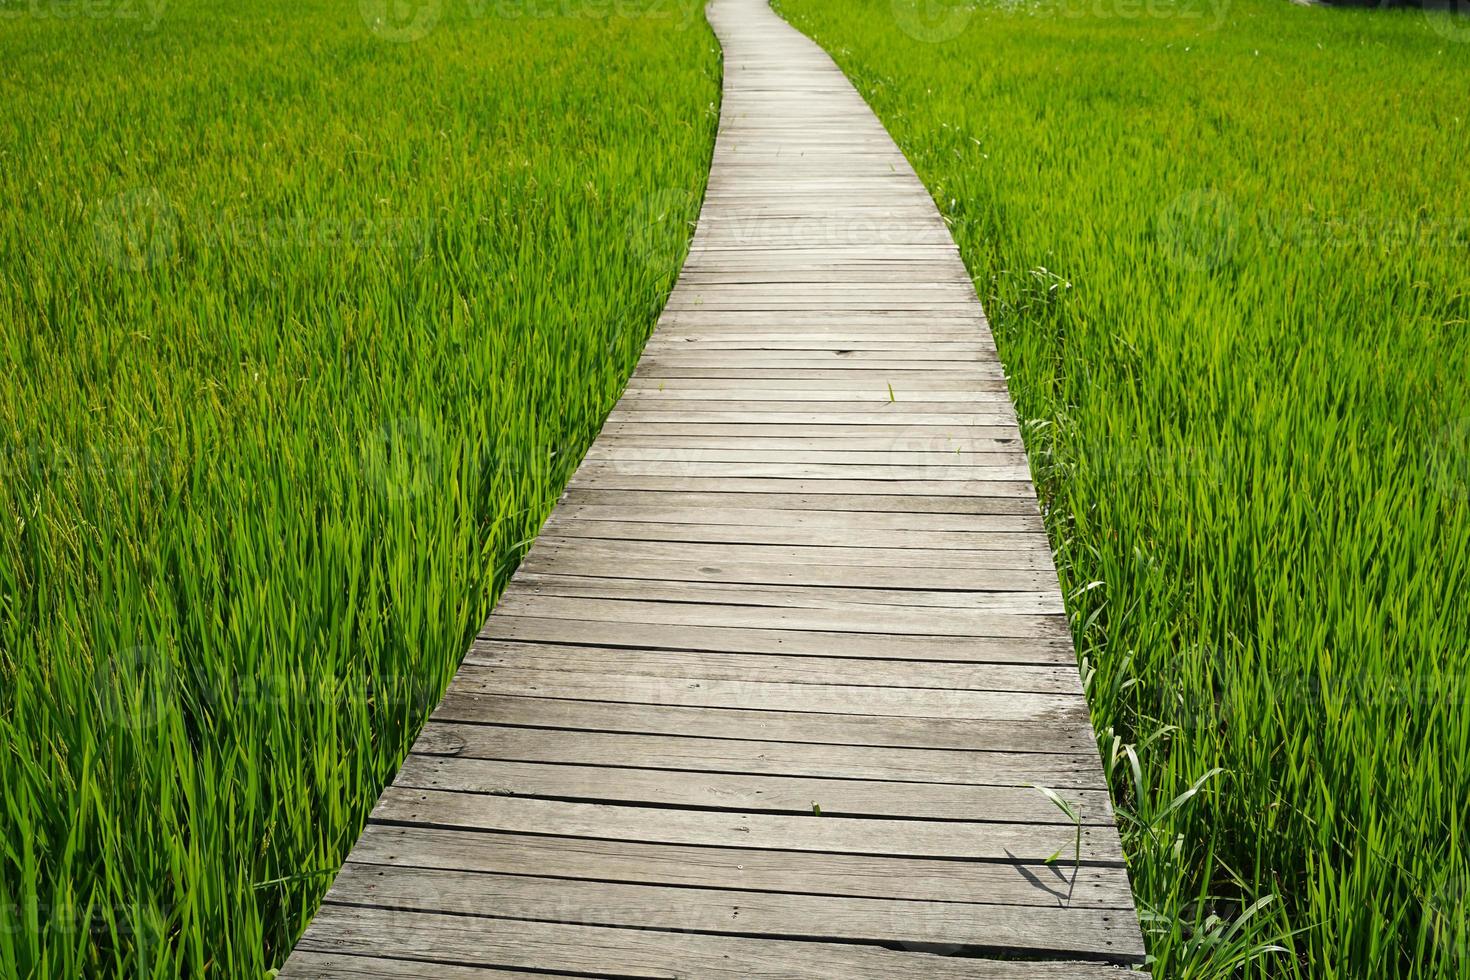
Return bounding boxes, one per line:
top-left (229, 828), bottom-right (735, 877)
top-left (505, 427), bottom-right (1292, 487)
top-left (282, 0), bottom-right (1146, 974)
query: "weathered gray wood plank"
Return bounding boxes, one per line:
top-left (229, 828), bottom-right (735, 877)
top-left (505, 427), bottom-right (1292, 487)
top-left (429, 693), bottom-right (1101, 753)
top-left (459, 642), bottom-right (1079, 693)
top-left (513, 572), bottom-right (1066, 613)
top-left (411, 721), bottom-right (1109, 790)
top-left (481, 615), bottom-right (1073, 661)
top-left (392, 754), bottom-right (1114, 821)
top-left (281, 954), bottom-right (580, 980)
top-left (442, 665), bottom-right (1088, 722)
top-left (290, 906), bottom-right (1148, 979)
top-left (347, 824), bottom-right (1138, 908)
top-left (549, 501), bottom-right (1043, 529)
top-left (487, 591), bottom-right (1067, 635)
top-left (515, 553), bottom-right (1060, 590)
top-left (524, 538), bottom-right (1056, 572)
top-left (528, 517), bottom-right (1048, 551)
top-left (368, 789), bottom-right (1125, 863)
top-left (559, 486), bottom-right (1040, 514)
top-left (323, 865), bottom-right (1142, 961)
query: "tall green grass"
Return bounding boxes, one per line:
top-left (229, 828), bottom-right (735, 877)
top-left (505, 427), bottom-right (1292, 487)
top-left (774, 0), bottom-right (1470, 975)
top-left (0, 0), bottom-right (718, 974)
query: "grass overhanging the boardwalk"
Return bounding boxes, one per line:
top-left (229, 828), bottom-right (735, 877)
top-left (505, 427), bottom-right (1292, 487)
top-left (0, 0), bottom-right (719, 973)
top-left (773, 0), bottom-right (1470, 975)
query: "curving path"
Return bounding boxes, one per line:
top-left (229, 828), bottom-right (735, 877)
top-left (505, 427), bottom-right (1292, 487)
top-left (281, 0), bottom-right (1145, 975)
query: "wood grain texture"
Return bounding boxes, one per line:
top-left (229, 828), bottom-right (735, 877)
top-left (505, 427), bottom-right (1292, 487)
top-left (347, 824), bottom-right (1140, 907)
top-left (289, 906), bottom-right (1149, 979)
top-left (321, 864), bottom-right (1142, 959)
top-left (279, 0), bottom-right (1144, 973)
top-left (409, 721), bottom-right (1112, 791)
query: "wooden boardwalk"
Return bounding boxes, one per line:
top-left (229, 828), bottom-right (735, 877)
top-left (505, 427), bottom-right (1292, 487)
top-left (282, 0), bottom-right (1145, 975)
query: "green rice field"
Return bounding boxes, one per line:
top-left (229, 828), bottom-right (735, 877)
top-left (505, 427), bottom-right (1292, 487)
top-left (0, 0), bottom-right (718, 974)
top-left (6, 0), bottom-right (1470, 976)
top-left (773, 0), bottom-right (1470, 975)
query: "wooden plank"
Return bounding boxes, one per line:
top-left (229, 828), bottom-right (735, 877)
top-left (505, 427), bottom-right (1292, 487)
top-left (606, 403), bottom-right (1020, 420)
top-left (280, 953), bottom-right (579, 980)
top-left (370, 789), bottom-right (1125, 863)
top-left (524, 538), bottom-right (1055, 572)
top-left (513, 572), bottom-right (1066, 613)
top-left (631, 366), bottom-right (1003, 378)
top-left (558, 486), bottom-right (1042, 515)
top-left (618, 390), bottom-right (1016, 405)
top-left (669, 281), bottom-right (980, 295)
top-left (410, 722), bottom-right (1108, 791)
top-left (347, 824), bottom-right (1138, 908)
top-left (550, 502), bottom-right (1043, 531)
top-left (287, 906), bottom-right (1147, 979)
top-left (481, 616), bottom-right (1073, 663)
top-left (633, 356), bottom-right (1008, 370)
top-left (634, 358), bottom-right (1000, 371)
top-left (536, 515), bottom-right (1045, 551)
top-left (489, 590), bottom-right (1066, 635)
top-left (393, 755), bottom-right (1113, 821)
top-left (561, 473), bottom-right (1038, 498)
top-left (429, 694), bottom-right (1101, 754)
top-left (626, 363), bottom-right (1004, 376)
top-left (515, 553), bottom-right (1059, 591)
top-left (630, 362), bottom-right (1007, 376)
top-left (594, 424), bottom-right (1029, 444)
top-left (583, 446), bottom-right (1028, 463)
top-left (625, 371), bottom-right (1008, 383)
top-left (658, 304), bottom-right (983, 315)
top-left (444, 664), bottom-right (1087, 723)
top-left (656, 321), bottom-right (989, 334)
top-left (643, 328), bottom-right (986, 336)
top-left (591, 432), bottom-right (1022, 448)
top-left (322, 865), bottom-right (1143, 961)
top-left (627, 375), bottom-right (1009, 388)
top-left (460, 642), bottom-right (1079, 694)
top-left (579, 458), bottom-right (1032, 478)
